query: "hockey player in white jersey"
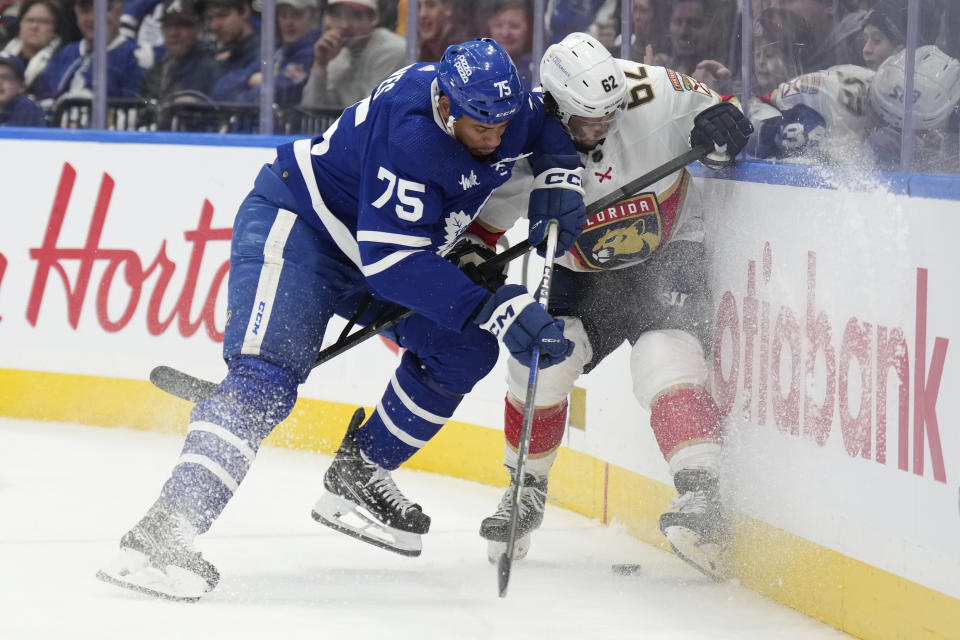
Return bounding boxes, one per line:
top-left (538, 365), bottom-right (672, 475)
top-left (748, 45), bottom-right (960, 172)
top-left (464, 32), bottom-right (752, 581)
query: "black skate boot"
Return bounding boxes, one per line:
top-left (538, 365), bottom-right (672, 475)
top-left (659, 468), bottom-right (731, 581)
top-left (96, 498), bottom-right (220, 601)
top-left (312, 408), bottom-right (431, 556)
top-left (479, 469), bottom-right (548, 563)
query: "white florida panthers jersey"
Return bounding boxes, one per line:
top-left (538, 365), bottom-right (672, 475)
top-left (481, 58), bottom-right (733, 272)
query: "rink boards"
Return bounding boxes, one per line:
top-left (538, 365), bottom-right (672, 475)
top-left (0, 129), bottom-right (958, 639)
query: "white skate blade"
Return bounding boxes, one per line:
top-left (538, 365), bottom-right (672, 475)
top-left (486, 534), bottom-right (531, 564)
top-left (312, 492), bottom-right (422, 557)
top-left (662, 525), bottom-right (731, 582)
top-left (96, 548), bottom-right (209, 601)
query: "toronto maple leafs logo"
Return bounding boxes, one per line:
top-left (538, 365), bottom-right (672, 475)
top-left (459, 170), bottom-right (480, 190)
top-left (438, 210), bottom-right (473, 253)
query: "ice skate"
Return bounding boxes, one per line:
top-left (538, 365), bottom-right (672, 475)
top-left (96, 498), bottom-right (219, 601)
top-left (659, 469), bottom-right (731, 581)
top-left (312, 408), bottom-right (430, 557)
top-left (480, 471), bottom-right (548, 563)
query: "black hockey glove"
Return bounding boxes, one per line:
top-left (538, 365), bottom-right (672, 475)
top-left (445, 234), bottom-right (508, 292)
top-left (690, 102), bottom-right (754, 169)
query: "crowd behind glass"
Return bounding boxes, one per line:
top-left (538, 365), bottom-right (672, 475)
top-left (0, 0), bottom-right (957, 174)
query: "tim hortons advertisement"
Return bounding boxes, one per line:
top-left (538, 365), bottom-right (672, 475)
top-left (702, 176), bottom-right (960, 599)
top-left (0, 138), bottom-right (471, 416)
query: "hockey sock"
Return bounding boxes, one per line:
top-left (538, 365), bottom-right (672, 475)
top-left (503, 394), bottom-right (566, 478)
top-left (355, 353), bottom-right (463, 470)
top-left (650, 386), bottom-right (721, 459)
top-left (162, 357), bottom-right (298, 533)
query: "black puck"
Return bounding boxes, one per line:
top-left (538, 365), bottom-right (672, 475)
top-left (611, 563), bottom-right (642, 576)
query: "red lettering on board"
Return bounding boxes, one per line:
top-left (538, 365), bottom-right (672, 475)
top-left (26, 163), bottom-right (231, 342)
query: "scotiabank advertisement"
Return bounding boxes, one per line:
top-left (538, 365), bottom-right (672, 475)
top-left (701, 175), bottom-right (960, 601)
top-left (1, 134), bottom-right (958, 606)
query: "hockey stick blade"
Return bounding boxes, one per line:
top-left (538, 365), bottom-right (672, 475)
top-left (150, 145), bottom-right (712, 403)
top-left (497, 551), bottom-right (512, 597)
top-left (150, 365), bottom-right (218, 404)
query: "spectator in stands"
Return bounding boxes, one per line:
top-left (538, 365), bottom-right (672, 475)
top-left (299, 0), bottom-right (404, 110)
top-left (753, 8), bottom-right (814, 94)
top-left (544, 0), bottom-right (617, 47)
top-left (0, 53), bottom-right (46, 125)
top-left (32, 0), bottom-right (144, 106)
top-left (0, 0), bottom-right (17, 50)
top-left (487, 0), bottom-right (532, 85)
top-left (783, 0), bottom-right (866, 70)
top-left (860, 0), bottom-right (905, 70)
top-left (202, 0), bottom-right (260, 102)
top-left (140, 0), bottom-right (216, 102)
top-left (646, 0), bottom-right (729, 87)
top-left (244, 0), bottom-right (321, 105)
top-left (120, 0), bottom-right (167, 67)
top-left (417, 0), bottom-right (459, 61)
top-left (609, 0), bottom-right (669, 61)
top-left (0, 0), bottom-right (62, 93)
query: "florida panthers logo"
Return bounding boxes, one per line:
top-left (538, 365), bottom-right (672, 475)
top-left (572, 192), bottom-right (665, 270)
top-left (591, 219), bottom-right (661, 263)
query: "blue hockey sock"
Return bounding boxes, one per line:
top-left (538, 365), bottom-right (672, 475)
top-left (162, 357), bottom-right (298, 533)
top-left (355, 356), bottom-right (463, 470)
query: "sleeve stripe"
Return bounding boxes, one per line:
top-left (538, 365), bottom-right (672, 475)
top-left (360, 249), bottom-right (421, 276)
top-left (292, 138), bottom-right (363, 268)
top-left (357, 230), bottom-right (432, 247)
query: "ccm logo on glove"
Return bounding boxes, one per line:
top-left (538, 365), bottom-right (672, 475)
top-left (474, 284), bottom-right (574, 368)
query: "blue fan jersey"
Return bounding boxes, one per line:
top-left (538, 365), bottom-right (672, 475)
top-left (275, 63), bottom-right (577, 332)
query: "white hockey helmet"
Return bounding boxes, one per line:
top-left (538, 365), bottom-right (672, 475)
top-left (869, 45), bottom-right (960, 131)
top-left (540, 32), bottom-right (627, 130)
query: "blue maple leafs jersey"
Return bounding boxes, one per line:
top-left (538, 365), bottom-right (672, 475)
top-left (275, 63), bottom-right (576, 332)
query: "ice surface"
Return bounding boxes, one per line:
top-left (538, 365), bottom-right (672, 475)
top-left (0, 419), bottom-right (848, 640)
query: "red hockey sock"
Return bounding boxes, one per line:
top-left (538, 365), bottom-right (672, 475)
top-left (650, 386), bottom-right (721, 457)
top-left (504, 395), bottom-right (567, 455)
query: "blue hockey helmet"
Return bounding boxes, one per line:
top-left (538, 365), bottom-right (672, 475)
top-left (437, 38), bottom-right (524, 125)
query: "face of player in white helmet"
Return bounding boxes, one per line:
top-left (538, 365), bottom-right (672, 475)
top-left (566, 109), bottom-right (620, 149)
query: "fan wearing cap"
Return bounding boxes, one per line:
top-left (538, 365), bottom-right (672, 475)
top-left (299, 0), bottom-right (404, 110)
top-left (239, 0), bottom-right (321, 105)
top-left (0, 54), bottom-right (47, 126)
top-left (32, 0), bottom-right (144, 104)
top-left (140, 0), bottom-right (217, 102)
top-left (97, 38), bottom-right (587, 601)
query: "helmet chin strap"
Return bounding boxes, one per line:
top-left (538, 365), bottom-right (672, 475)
top-left (444, 114), bottom-right (457, 136)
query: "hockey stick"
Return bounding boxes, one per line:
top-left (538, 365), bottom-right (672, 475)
top-left (149, 143), bottom-right (713, 403)
top-left (497, 221), bottom-right (560, 598)
top-left (149, 241), bottom-right (532, 403)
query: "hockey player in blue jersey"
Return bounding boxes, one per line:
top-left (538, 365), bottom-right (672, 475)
top-left (97, 37), bottom-right (587, 601)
